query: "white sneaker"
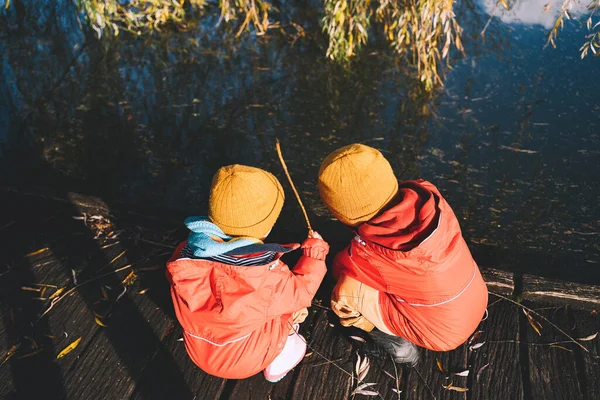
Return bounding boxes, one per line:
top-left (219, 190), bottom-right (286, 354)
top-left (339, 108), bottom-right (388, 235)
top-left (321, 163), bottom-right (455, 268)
top-left (263, 324), bottom-right (307, 382)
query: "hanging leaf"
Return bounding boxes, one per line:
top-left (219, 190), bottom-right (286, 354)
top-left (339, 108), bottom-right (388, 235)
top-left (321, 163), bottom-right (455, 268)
top-left (56, 337), bottom-right (82, 359)
top-left (576, 332), bottom-right (598, 341)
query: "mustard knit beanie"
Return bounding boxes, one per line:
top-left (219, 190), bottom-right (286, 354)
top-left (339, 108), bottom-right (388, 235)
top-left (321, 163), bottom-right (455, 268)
top-left (318, 144), bottom-right (398, 226)
top-left (209, 165), bottom-right (284, 238)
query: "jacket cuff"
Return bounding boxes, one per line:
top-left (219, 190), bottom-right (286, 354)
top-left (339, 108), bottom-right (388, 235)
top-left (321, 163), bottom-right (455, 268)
top-left (301, 238), bottom-right (330, 260)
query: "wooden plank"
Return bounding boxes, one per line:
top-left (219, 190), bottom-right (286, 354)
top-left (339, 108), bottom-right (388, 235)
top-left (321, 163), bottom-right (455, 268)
top-left (403, 342), bottom-right (468, 399)
top-left (525, 302), bottom-right (583, 400)
top-left (289, 310), bottom-right (354, 399)
top-left (522, 275), bottom-right (600, 310)
top-left (130, 325), bottom-right (227, 400)
top-left (469, 298), bottom-right (524, 400)
top-left (570, 308), bottom-right (600, 400)
top-left (481, 268), bottom-right (515, 295)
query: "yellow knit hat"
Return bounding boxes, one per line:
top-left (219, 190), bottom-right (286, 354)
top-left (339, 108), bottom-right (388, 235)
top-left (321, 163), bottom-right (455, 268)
top-left (318, 144), bottom-right (398, 226)
top-left (208, 165), bottom-right (284, 238)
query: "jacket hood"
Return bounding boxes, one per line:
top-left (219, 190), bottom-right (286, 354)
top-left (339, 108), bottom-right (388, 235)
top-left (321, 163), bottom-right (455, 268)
top-left (358, 180), bottom-right (440, 251)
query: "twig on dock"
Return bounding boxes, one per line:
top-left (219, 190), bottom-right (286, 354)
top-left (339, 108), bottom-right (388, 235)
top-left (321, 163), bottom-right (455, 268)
top-left (490, 292), bottom-right (597, 357)
top-left (39, 264), bottom-right (134, 320)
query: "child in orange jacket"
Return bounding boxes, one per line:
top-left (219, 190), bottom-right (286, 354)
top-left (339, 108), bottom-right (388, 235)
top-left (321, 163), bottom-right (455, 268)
top-left (317, 144), bottom-right (488, 364)
top-left (166, 165), bottom-right (329, 381)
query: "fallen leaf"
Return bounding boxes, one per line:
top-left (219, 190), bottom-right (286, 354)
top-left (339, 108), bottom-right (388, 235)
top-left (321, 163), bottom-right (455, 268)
top-left (349, 335), bottom-right (366, 343)
top-left (56, 337), bottom-right (81, 359)
top-left (48, 288), bottom-right (65, 300)
top-left (443, 382), bottom-right (469, 392)
top-left (138, 288), bottom-right (150, 295)
top-left (18, 349), bottom-right (42, 359)
top-left (392, 388), bottom-right (402, 394)
top-left (523, 309), bottom-right (542, 336)
top-left (577, 332), bottom-right (598, 341)
top-left (549, 344), bottom-right (572, 352)
top-left (304, 352), bottom-right (313, 358)
top-left (3, 344), bottom-right (20, 363)
top-left (25, 248), bottom-right (49, 258)
top-left (476, 363), bottom-right (490, 381)
top-left (94, 317), bottom-right (107, 327)
top-left (436, 359), bottom-right (446, 373)
top-left (454, 369), bottom-right (470, 377)
top-left (121, 270), bottom-right (137, 286)
top-left (469, 341), bottom-right (485, 351)
top-left (21, 286), bottom-right (41, 292)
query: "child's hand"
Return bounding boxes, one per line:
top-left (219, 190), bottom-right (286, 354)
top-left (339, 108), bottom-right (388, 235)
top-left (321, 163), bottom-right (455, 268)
top-left (309, 230), bottom-right (323, 240)
top-left (302, 230), bottom-right (329, 260)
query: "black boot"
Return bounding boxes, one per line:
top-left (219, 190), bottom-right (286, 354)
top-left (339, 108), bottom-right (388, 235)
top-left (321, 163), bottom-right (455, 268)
top-left (367, 329), bottom-right (419, 366)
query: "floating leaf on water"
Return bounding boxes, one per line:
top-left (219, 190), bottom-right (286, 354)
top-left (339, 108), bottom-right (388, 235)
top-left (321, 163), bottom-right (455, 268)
top-left (21, 286), bottom-right (41, 292)
top-left (101, 286), bottom-right (110, 300)
top-left (57, 337), bottom-right (81, 359)
top-left (577, 332), bottom-right (598, 341)
top-left (468, 330), bottom-right (483, 346)
top-left (177, 338), bottom-right (184, 342)
top-left (25, 248), bottom-right (49, 258)
top-left (476, 363), bottom-right (490, 382)
top-left (116, 287), bottom-right (127, 302)
top-left (304, 352), bottom-right (313, 358)
top-left (94, 317), bottom-right (107, 327)
top-left (71, 269), bottom-right (78, 285)
top-left (454, 369), bottom-right (470, 377)
top-left (138, 288), bottom-right (150, 295)
top-left (392, 388), bottom-right (402, 394)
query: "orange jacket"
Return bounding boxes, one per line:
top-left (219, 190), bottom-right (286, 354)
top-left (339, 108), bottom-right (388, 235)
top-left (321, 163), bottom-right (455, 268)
top-left (166, 238), bottom-right (328, 379)
top-left (333, 180), bottom-right (488, 351)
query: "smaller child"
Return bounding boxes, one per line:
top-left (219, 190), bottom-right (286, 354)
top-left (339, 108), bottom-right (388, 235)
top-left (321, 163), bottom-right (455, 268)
top-left (317, 144), bottom-right (488, 364)
top-left (167, 165), bottom-right (329, 381)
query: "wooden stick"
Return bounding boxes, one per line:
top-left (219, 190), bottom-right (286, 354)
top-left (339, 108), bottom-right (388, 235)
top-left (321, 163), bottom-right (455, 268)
top-left (275, 139), bottom-right (313, 234)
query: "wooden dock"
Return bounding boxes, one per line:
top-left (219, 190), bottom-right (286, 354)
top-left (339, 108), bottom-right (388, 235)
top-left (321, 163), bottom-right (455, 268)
top-left (1, 187), bottom-right (598, 399)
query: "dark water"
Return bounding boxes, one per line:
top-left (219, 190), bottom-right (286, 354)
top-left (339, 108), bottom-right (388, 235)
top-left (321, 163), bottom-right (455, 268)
top-left (1, 0), bottom-right (599, 283)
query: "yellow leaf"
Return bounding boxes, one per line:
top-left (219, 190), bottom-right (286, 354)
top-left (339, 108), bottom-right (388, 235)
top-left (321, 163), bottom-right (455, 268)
top-left (101, 286), bottom-right (109, 300)
top-left (436, 359), bottom-right (445, 373)
top-left (56, 337), bottom-right (81, 359)
top-left (137, 288), bottom-right (150, 295)
top-left (95, 317), bottom-right (107, 327)
top-left (523, 310), bottom-right (542, 336)
top-left (5, 0), bottom-right (10, 10)
top-left (121, 270), bottom-right (137, 286)
top-left (500, 0), bottom-right (509, 9)
top-left (25, 248), bottom-right (49, 258)
top-left (48, 288), bottom-right (65, 300)
top-left (443, 382), bottom-right (469, 392)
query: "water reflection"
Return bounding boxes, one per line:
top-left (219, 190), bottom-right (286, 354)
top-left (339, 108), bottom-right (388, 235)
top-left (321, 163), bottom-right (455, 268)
top-left (479, 0), bottom-right (588, 29)
top-left (0, 0), bottom-right (599, 282)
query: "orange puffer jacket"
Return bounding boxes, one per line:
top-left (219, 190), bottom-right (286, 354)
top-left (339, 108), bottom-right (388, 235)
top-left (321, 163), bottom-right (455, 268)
top-left (333, 180), bottom-right (488, 351)
top-left (166, 238), bottom-right (328, 379)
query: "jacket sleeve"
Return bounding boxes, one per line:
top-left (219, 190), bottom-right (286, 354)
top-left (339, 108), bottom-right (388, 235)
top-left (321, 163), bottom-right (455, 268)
top-left (266, 238), bottom-right (329, 318)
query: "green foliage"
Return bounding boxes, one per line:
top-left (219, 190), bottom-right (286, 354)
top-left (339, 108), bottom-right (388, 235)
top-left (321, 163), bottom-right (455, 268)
top-left (322, 0), bottom-right (464, 90)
